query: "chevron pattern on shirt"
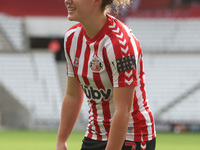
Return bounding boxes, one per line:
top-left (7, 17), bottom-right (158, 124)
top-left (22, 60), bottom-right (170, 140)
top-left (109, 21), bottom-right (135, 85)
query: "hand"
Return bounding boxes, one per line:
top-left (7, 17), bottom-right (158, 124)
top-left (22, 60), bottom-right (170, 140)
top-left (55, 142), bottom-right (67, 150)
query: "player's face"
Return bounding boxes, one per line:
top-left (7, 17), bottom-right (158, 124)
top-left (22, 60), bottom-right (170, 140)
top-left (64, 0), bottom-right (97, 22)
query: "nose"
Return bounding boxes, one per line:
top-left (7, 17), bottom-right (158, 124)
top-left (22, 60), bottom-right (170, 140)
top-left (64, 0), bottom-right (72, 4)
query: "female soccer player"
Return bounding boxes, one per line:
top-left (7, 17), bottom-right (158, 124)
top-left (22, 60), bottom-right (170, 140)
top-left (56, 0), bottom-right (156, 150)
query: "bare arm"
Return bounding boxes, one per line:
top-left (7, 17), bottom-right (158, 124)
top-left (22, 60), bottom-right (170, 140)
top-left (56, 76), bottom-right (84, 150)
top-left (105, 86), bottom-right (135, 150)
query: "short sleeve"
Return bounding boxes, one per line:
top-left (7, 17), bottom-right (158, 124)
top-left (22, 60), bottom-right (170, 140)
top-left (106, 36), bottom-right (138, 88)
top-left (64, 33), bottom-right (75, 77)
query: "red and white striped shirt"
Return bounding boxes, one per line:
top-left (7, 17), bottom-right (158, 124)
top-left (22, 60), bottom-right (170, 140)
top-left (64, 14), bottom-right (156, 142)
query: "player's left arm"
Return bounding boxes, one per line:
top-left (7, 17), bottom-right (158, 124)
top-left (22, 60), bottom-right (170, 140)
top-left (105, 85), bottom-right (135, 150)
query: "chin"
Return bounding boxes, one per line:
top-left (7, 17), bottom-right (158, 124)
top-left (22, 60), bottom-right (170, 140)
top-left (67, 16), bottom-right (78, 22)
top-left (67, 17), bottom-right (73, 21)
top-left (67, 15), bottom-right (73, 21)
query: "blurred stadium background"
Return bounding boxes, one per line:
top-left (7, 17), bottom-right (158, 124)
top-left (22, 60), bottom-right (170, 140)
top-left (1, 0), bottom-right (200, 135)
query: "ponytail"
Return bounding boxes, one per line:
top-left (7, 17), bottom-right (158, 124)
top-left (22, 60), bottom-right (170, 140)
top-left (101, 0), bottom-right (132, 14)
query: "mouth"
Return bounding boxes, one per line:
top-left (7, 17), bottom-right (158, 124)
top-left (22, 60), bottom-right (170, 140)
top-left (67, 7), bottom-right (76, 13)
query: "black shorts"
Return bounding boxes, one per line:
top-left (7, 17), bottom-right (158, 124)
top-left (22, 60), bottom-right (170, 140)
top-left (81, 137), bottom-right (156, 150)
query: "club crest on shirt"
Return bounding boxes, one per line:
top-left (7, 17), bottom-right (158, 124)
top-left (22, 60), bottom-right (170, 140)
top-left (74, 57), bottom-right (79, 67)
top-left (89, 55), bottom-right (104, 73)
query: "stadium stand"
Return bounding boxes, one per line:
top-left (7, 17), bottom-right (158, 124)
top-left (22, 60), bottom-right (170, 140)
top-left (0, 0), bottom-right (200, 131)
top-left (129, 0), bottom-right (200, 18)
top-left (0, 0), bottom-right (67, 17)
top-left (0, 51), bottom-right (62, 129)
top-left (138, 0), bottom-right (173, 9)
top-left (0, 28), bottom-right (14, 51)
top-left (0, 84), bottom-right (30, 128)
top-left (0, 14), bottom-right (27, 51)
top-left (126, 18), bottom-right (200, 52)
top-left (143, 53), bottom-right (200, 124)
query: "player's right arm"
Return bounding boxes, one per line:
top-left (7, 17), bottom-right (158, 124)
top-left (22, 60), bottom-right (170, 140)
top-left (56, 76), bottom-right (84, 150)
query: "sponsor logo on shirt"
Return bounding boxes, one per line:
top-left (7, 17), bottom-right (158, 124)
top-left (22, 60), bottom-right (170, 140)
top-left (81, 85), bottom-right (111, 103)
top-left (89, 55), bottom-right (104, 73)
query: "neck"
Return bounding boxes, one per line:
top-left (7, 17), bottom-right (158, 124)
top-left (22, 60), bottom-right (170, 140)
top-left (81, 13), bottom-right (107, 39)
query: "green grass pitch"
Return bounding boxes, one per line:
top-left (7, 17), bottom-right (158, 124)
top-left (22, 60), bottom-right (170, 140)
top-left (0, 130), bottom-right (200, 150)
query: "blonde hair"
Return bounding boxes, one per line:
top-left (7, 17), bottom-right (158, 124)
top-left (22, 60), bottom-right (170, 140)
top-left (101, 0), bottom-right (132, 14)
